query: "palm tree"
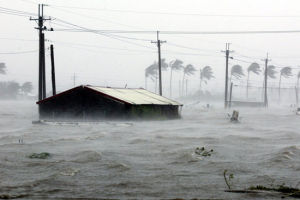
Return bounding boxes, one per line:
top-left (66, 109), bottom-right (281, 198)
top-left (297, 71), bottom-right (300, 89)
top-left (246, 63), bottom-right (261, 98)
top-left (279, 67), bottom-right (293, 101)
top-left (267, 65), bottom-right (277, 79)
top-left (160, 58), bottom-right (169, 70)
top-left (0, 63), bottom-right (6, 75)
top-left (169, 59), bottom-right (184, 97)
top-left (199, 66), bottom-right (214, 90)
top-left (263, 65), bottom-right (277, 100)
top-left (182, 64), bottom-right (196, 96)
top-left (21, 82), bottom-right (33, 95)
top-left (230, 64), bottom-right (245, 83)
top-left (145, 62), bottom-right (158, 90)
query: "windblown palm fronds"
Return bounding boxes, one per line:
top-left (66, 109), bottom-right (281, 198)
top-left (267, 65), bottom-right (277, 79)
top-left (0, 63), bottom-right (6, 75)
top-left (246, 63), bottom-right (261, 98)
top-left (200, 66), bottom-right (214, 90)
top-left (279, 66), bottom-right (293, 102)
top-left (231, 65), bottom-right (245, 79)
top-left (169, 59), bottom-right (184, 97)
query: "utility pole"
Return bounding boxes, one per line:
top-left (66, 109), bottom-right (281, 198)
top-left (50, 44), bottom-right (56, 96)
top-left (151, 31), bottom-right (166, 96)
top-left (262, 53), bottom-right (271, 107)
top-left (30, 4), bottom-right (51, 101)
top-left (221, 43), bottom-right (234, 108)
top-left (72, 73), bottom-right (77, 87)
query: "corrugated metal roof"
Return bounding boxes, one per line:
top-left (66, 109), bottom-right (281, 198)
top-left (87, 86), bottom-right (182, 106)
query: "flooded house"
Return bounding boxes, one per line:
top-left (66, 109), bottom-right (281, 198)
top-left (37, 85), bottom-right (183, 120)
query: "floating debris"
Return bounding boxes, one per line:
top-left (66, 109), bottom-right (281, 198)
top-left (195, 147), bottom-right (213, 157)
top-left (223, 172), bottom-right (300, 198)
top-left (18, 138), bottom-right (23, 144)
top-left (230, 110), bottom-right (239, 122)
top-left (223, 170), bottom-right (234, 190)
top-left (28, 152), bottom-right (51, 159)
top-left (248, 184), bottom-right (300, 198)
top-left (60, 168), bottom-right (80, 176)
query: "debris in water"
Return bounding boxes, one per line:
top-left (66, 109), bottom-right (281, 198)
top-left (60, 168), bottom-right (80, 176)
top-left (223, 170), bottom-right (234, 190)
top-left (230, 110), bottom-right (239, 122)
top-left (28, 152), bottom-right (51, 159)
top-left (195, 147), bottom-right (213, 157)
top-left (248, 184), bottom-right (300, 198)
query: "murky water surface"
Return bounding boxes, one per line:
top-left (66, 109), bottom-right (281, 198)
top-left (0, 100), bottom-right (299, 199)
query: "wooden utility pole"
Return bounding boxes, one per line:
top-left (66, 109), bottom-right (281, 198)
top-left (41, 33), bottom-right (46, 99)
top-left (262, 53), bottom-right (271, 107)
top-left (50, 44), bottom-right (56, 96)
top-left (30, 4), bottom-right (51, 101)
top-left (221, 43), bottom-right (234, 108)
top-left (151, 31), bottom-right (166, 96)
top-left (295, 86), bottom-right (298, 107)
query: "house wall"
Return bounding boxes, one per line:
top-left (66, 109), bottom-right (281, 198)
top-left (130, 105), bottom-right (180, 119)
top-left (39, 87), bottom-right (128, 120)
top-left (39, 87), bottom-right (181, 120)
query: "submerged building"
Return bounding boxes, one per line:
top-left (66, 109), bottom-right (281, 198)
top-left (37, 85), bottom-right (183, 120)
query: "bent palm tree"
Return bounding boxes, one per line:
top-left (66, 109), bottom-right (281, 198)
top-left (267, 65), bottom-right (277, 79)
top-left (230, 65), bottom-right (245, 83)
top-left (145, 62), bottom-right (158, 90)
top-left (297, 71), bottom-right (300, 89)
top-left (160, 58), bottom-right (169, 70)
top-left (0, 63), bottom-right (6, 75)
top-left (200, 66), bottom-right (214, 90)
top-left (247, 63), bottom-right (261, 98)
top-left (169, 59), bottom-right (184, 97)
top-left (182, 64), bottom-right (196, 96)
top-left (279, 67), bottom-right (293, 102)
top-left (263, 65), bottom-right (277, 100)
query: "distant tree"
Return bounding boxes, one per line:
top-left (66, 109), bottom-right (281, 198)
top-left (199, 66), bottom-right (214, 90)
top-left (247, 63), bottom-right (261, 98)
top-left (182, 64), bottom-right (196, 96)
top-left (169, 59), bottom-right (184, 97)
top-left (0, 63), bottom-right (6, 75)
top-left (230, 65), bottom-right (245, 84)
top-left (267, 65), bottom-right (277, 79)
top-left (279, 67), bottom-right (293, 101)
top-left (160, 58), bottom-right (169, 70)
top-left (0, 81), bottom-right (20, 99)
top-left (145, 62), bottom-right (158, 90)
top-left (21, 82), bottom-right (33, 95)
top-left (297, 71), bottom-right (300, 89)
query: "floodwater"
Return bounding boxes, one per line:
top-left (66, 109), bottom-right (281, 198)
top-left (0, 100), bottom-right (299, 199)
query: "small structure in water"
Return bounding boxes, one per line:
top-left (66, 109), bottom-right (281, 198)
top-left (37, 85), bottom-right (183, 120)
top-left (230, 110), bottom-right (239, 122)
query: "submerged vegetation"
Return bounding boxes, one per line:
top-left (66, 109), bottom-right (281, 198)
top-left (194, 147), bottom-right (213, 157)
top-left (223, 171), bottom-right (300, 198)
top-left (28, 152), bottom-right (51, 159)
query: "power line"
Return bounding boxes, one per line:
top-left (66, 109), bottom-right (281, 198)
top-left (0, 6), bottom-right (36, 16)
top-left (0, 50), bottom-right (37, 54)
top-left (48, 5), bottom-right (147, 31)
top-left (53, 29), bottom-right (300, 35)
top-left (54, 18), bottom-right (155, 50)
top-left (46, 5), bottom-right (300, 18)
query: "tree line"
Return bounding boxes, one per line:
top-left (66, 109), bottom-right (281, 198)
top-left (145, 59), bottom-right (300, 101)
top-left (0, 62), bottom-right (33, 99)
top-left (230, 63), bottom-right (297, 100)
top-left (145, 59), bottom-right (214, 97)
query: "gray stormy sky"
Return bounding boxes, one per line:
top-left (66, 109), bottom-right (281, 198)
top-left (1, 0), bottom-right (300, 97)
